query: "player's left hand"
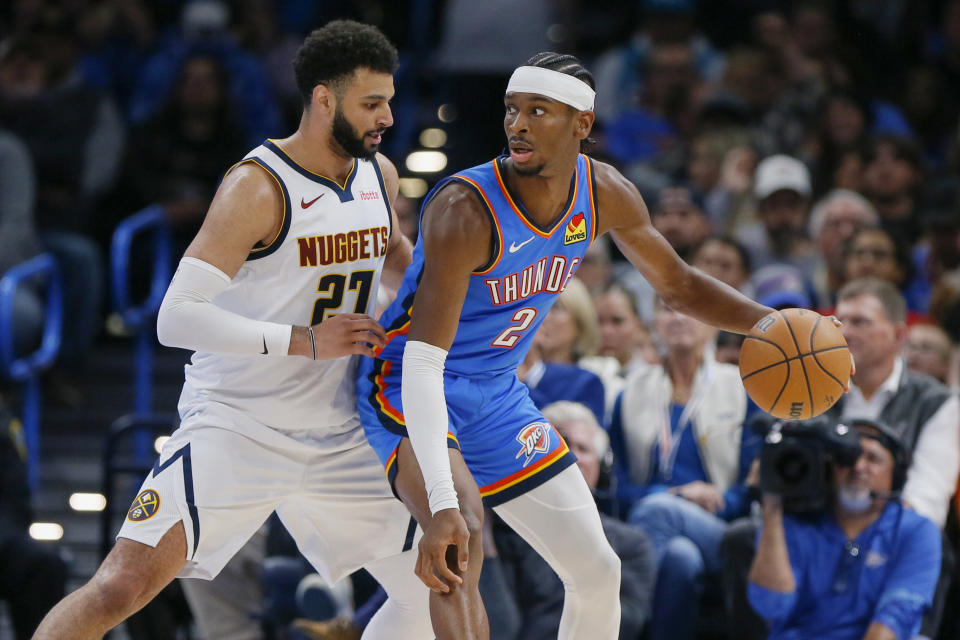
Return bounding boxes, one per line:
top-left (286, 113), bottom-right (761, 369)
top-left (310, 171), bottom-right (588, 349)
top-left (416, 508), bottom-right (469, 593)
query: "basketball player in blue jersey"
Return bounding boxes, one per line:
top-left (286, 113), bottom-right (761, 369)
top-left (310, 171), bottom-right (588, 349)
top-left (35, 22), bottom-right (433, 640)
top-left (356, 52), bottom-right (781, 640)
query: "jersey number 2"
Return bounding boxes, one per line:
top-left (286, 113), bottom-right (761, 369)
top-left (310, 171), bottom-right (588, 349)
top-left (311, 271), bottom-right (374, 324)
top-left (491, 308), bottom-right (537, 348)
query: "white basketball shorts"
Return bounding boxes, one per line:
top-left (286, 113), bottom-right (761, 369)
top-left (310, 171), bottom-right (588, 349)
top-left (116, 416), bottom-right (414, 584)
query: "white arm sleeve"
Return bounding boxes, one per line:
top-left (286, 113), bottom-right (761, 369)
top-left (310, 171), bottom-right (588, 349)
top-left (157, 257), bottom-right (292, 357)
top-left (402, 340), bottom-right (460, 515)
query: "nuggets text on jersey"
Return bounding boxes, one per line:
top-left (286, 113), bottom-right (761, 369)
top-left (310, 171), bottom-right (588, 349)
top-left (297, 226), bottom-right (389, 267)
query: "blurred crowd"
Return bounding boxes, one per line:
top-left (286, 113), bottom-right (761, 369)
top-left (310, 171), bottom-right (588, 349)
top-left (1, 0), bottom-right (960, 639)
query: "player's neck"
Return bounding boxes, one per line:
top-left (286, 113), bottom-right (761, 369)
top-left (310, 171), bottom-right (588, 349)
top-left (505, 156), bottom-right (579, 227)
top-left (278, 125), bottom-right (357, 184)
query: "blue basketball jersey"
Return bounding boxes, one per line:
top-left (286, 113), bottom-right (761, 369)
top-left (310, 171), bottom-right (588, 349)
top-left (377, 154), bottom-right (598, 377)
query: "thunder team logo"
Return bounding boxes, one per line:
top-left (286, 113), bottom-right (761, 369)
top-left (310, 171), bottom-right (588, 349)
top-left (515, 422), bottom-right (552, 467)
top-left (127, 489), bottom-right (160, 522)
top-left (564, 212), bottom-right (587, 245)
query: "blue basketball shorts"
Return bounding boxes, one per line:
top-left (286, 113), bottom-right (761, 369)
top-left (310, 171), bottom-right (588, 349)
top-left (356, 357), bottom-right (576, 507)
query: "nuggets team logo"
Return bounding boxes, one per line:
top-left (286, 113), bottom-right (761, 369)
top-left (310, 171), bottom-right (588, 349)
top-left (127, 489), bottom-right (160, 522)
top-left (564, 212), bottom-right (587, 245)
top-left (515, 422), bottom-right (551, 468)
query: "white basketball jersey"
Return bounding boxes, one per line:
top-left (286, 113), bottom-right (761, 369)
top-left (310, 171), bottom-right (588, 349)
top-left (178, 140), bottom-right (392, 440)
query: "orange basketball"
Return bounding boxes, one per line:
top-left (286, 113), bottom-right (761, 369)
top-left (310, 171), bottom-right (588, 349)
top-left (739, 308), bottom-right (850, 420)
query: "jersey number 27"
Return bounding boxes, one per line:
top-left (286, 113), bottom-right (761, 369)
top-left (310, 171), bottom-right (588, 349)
top-left (311, 271), bottom-right (374, 324)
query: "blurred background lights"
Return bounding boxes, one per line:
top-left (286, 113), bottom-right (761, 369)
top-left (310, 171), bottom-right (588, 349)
top-left (398, 177), bottom-right (429, 198)
top-left (406, 151), bottom-right (448, 174)
top-left (29, 522), bottom-right (64, 541)
top-left (419, 128), bottom-right (447, 148)
top-left (437, 104), bottom-right (458, 123)
top-left (69, 492), bottom-right (107, 512)
top-left (154, 435), bottom-right (170, 453)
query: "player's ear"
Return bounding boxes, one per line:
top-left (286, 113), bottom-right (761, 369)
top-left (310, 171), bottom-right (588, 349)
top-left (574, 110), bottom-right (595, 141)
top-left (312, 83), bottom-right (337, 115)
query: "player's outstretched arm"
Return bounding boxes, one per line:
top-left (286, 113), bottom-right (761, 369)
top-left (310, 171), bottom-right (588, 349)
top-left (593, 161), bottom-right (773, 335)
top-left (401, 183), bottom-right (492, 588)
top-left (157, 162), bottom-right (385, 360)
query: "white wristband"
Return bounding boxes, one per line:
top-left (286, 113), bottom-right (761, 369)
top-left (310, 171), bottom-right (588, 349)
top-left (157, 257), bottom-right (292, 357)
top-left (402, 340), bottom-right (460, 515)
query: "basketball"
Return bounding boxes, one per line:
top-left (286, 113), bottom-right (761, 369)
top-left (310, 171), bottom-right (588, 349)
top-left (739, 308), bottom-right (850, 420)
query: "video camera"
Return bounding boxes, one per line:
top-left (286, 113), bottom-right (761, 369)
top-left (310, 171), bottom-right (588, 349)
top-left (758, 417), bottom-right (863, 514)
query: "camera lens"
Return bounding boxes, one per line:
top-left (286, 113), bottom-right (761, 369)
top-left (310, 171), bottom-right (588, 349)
top-left (776, 450), bottom-right (809, 485)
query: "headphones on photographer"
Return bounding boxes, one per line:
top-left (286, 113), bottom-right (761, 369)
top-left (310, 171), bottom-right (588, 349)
top-left (846, 417), bottom-right (911, 493)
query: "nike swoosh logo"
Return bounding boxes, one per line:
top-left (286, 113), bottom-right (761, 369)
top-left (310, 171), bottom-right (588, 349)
top-left (301, 194), bottom-right (324, 208)
top-left (509, 237), bottom-right (535, 253)
top-left (261, 336), bottom-right (268, 355)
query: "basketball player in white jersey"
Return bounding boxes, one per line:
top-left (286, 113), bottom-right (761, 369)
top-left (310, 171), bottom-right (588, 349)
top-left (34, 21), bottom-right (432, 640)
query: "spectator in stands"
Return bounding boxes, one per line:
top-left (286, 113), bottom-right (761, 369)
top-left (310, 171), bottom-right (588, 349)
top-left (0, 402), bottom-right (67, 639)
top-left (685, 131), bottom-right (760, 233)
top-left (0, 31), bottom-right (111, 377)
top-left (811, 89), bottom-right (872, 195)
top-left (843, 227), bottom-right (926, 313)
top-left (519, 279), bottom-right (607, 425)
top-left (862, 135), bottom-right (926, 244)
top-left (749, 419), bottom-right (941, 640)
top-left (576, 237), bottom-right (614, 296)
top-left (691, 236), bottom-right (752, 296)
top-left (832, 279), bottom-right (959, 530)
top-left (113, 53), bottom-right (247, 248)
top-left (903, 324), bottom-right (953, 385)
top-left (592, 284), bottom-right (659, 378)
top-left (127, 0), bottom-right (282, 147)
top-left (609, 297), bottom-right (760, 640)
top-left (0, 129), bottom-right (43, 361)
top-left (618, 184), bottom-right (713, 329)
top-left (603, 41), bottom-right (705, 167)
top-left (534, 277), bottom-right (598, 365)
top-left (737, 154), bottom-right (817, 275)
top-left (591, 0), bottom-right (723, 126)
top-left (650, 186), bottom-right (711, 263)
top-left (807, 189), bottom-right (879, 308)
top-left (751, 264), bottom-right (813, 311)
top-left (480, 401), bottom-right (656, 640)
top-left (229, 0), bottom-right (304, 129)
top-left (722, 278), bottom-right (959, 640)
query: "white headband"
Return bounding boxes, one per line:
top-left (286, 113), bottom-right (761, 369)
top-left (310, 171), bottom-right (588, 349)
top-left (506, 66), bottom-right (595, 112)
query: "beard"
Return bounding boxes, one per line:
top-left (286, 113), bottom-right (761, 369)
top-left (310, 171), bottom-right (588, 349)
top-left (331, 107), bottom-right (379, 159)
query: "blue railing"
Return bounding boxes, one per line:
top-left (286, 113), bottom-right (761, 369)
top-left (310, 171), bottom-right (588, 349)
top-left (110, 206), bottom-right (173, 464)
top-left (110, 205), bottom-right (173, 414)
top-left (0, 253), bottom-right (64, 489)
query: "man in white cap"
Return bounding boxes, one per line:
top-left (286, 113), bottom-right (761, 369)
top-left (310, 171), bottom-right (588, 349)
top-left (357, 52), bottom-right (779, 639)
top-left (738, 154), bottom-right (818, 276)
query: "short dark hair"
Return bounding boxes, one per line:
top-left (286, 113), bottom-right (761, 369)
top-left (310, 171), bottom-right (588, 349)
top-left (696, 235), bottom-right (752, 274)
top-left (836, 277), bottom-right (907, 323)
top-left (866, 134), bottom-right (924, 172)
top-left (294, 20), bottom-right (398, 106)
top-left (523, 52), bottom-right (596, 152)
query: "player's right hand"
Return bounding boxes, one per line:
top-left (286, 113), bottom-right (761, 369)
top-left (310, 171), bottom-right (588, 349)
top-left (309, 313), bottom-right (387, 359)
top-left (416, 508), bottom-right (469, 593)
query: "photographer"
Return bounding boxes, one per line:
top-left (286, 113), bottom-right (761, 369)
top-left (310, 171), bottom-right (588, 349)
top-left (748, 419), bottom-right (941, 640)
